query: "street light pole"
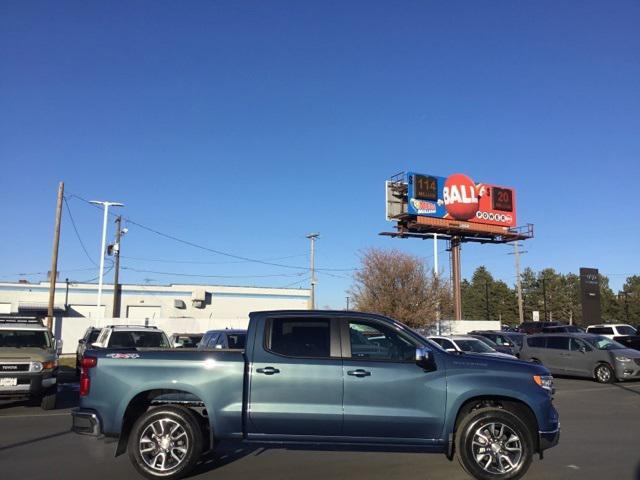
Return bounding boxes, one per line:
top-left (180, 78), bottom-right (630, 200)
top-left (90, 200), bottom-right (124, 319)
top-left (306, 233), bottom-right (319, 310)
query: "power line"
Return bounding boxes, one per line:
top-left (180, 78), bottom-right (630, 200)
top-left (121, 266), bottom-right (308, 279)
top-left (0, 266), bottom-right (99, 278)
top-left (67, 192), bottom-right (356, 272)
top-left (63, 196), bottom-right (98, 266)
top-left (119, 253), bottom-right (309, 265)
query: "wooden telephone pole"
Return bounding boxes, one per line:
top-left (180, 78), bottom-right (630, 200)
top-left (47, 182), bottom-right (64, 330)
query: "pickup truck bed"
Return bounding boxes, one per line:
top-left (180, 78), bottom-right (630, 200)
top-left (72, 310), bottom-right (559, 480)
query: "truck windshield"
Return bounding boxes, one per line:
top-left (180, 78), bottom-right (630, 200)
top-left (617, 326), bottom-right (637, 335)
top-left (455, 339), bottom-right (495, 353)
top-left (588, 336), bottom-right (626, 351)
top-left (0, 330), bottom-right (51, 349)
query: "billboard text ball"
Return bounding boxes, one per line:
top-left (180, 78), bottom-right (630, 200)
top-left (443, 173), bottom-right (479, 220)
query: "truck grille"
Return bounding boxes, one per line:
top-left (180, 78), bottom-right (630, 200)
top-left (0, 363), bottom-right (30, 372)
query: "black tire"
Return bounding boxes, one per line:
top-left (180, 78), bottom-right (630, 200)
top-left (40, 387), bottom-right (57, 410)
top-left (456, 407), bottom-right (534, 480)
top-left (128, 406), bottom-right (203, 480)
top-left (594, 363), bottom-right (615, 384)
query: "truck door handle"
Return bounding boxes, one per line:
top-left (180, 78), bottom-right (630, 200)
top-left (347, 369), bottom-right (371, 378)
top-left (256, 366), bottom-right (280, 375)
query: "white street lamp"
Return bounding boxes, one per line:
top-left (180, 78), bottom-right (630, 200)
top-left (90, 200), bottom-right (124, 319)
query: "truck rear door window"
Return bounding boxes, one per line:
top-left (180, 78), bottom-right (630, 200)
top-left (269, 319), bottom-right (330, 358)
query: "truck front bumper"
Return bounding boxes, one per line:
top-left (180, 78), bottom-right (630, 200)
top-left (0, 371), bottom-right (56, 399)
top-left (539, 424), bottom-right (560, 452)
top-left (71, 408), bottom-right (102, 436)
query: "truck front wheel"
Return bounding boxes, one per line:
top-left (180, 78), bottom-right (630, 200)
top-left (128, 406), bottom-right (203, 480)
top-left (456, 407), bottom-right (534, 480)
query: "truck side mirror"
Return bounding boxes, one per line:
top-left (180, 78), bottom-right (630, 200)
top-left (416, 347), bottom-right (431, 363)
top-left (78, 338), bottom-right (86, 345)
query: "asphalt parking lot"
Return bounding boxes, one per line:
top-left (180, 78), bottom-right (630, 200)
top-left (0, 374), bottom-right (639, 480)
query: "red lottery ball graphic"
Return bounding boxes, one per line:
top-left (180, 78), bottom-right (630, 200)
top-left (443, 173), bottom-right (479, 220)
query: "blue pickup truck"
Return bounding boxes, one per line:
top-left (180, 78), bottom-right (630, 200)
top-left (71, 310), bottom-right (559, 480)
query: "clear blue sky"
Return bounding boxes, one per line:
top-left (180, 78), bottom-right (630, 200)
top-left (1, 1), bottom-right (639, 308)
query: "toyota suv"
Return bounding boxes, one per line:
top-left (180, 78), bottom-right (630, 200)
top-left (0, 317), bottom-right (60, 409)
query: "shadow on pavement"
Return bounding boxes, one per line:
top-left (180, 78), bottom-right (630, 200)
top-left (188, 440), bottom-right (437, 478)
top-left (0, 430), bottom-right (71, 452)
top-left (612, 382), bottom-right (640, 396)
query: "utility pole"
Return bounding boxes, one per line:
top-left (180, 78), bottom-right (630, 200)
top-left (450, 237), bottom-right (462, 321)
top-left (345, 296), bottom-right (350, 311)
top-left (513, 241), bottom-right (524, 324)
top-left (47, 182), bottom-right (64, 331)
top-left (306, 233), bottom-right (319, 309)
top-left (90, 200), bottom-right (124, 319)
top-left (112, 216), bottom-right (122, 317)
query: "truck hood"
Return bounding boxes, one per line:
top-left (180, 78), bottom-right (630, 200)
top-left (0, 348), bottom-right (55, 362)
top-left (451, 351), bottom-right (550, 375)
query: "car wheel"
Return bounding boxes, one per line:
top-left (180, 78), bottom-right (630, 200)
top-left (40, 387), bottom-right (57, 410)
top-left (594, 363), bottom-right (615, 384)
top-left (128, 406), bottom-right (203, 480)
top-left (456, 407), bottom-right (534, 480)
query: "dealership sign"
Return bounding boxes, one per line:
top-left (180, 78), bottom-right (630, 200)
top-left (407, 172), bottom-right (517, 227)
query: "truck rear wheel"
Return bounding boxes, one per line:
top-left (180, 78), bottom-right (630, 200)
top-left (456, 407), bottom-right (533, 480)
top-left (128, 406), bottom-right (203, 480)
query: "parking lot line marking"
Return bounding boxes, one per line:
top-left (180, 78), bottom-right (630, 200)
top-left (0, 413), bottom-right (69, 419)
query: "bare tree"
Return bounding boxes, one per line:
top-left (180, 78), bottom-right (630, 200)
top-left (349, 248), bottom-right (450, 328)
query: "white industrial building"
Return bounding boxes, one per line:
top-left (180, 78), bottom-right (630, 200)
top-left (0, 281), bottom-right (310, 354)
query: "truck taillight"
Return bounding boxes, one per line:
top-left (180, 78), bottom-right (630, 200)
top-left (80, 356), bottom-right (97, 397)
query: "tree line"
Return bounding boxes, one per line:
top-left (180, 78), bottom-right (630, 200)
top-left (349, 248), bottom-right (639, 328)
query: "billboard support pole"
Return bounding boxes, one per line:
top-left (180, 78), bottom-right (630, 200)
top-left (451, 236), bottom-right (462, 320)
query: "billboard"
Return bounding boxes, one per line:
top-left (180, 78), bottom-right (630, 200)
top-left (406, 172), bottom-right (517, 228)
top-left (580, 267), bottom-right (601, 325)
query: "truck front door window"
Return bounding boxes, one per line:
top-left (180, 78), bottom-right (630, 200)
top-left (349, 321), bottom-right (415, 361)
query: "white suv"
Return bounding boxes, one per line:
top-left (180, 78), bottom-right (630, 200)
top-left (586, 324), bottom-right (637, 339)
top-left (92, 325), bottom-right (171, 349)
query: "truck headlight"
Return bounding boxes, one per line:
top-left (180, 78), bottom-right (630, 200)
top-left (30, 361), bottom-right (43, 372)
top-left (534, 375), bottom-right (554, 394)
top-left (615, 356), bottom-right (631, 363)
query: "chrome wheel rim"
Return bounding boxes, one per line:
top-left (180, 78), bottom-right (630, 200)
top-left (471, 421), bottom-right (523, 474)
top-left (139, 418), bottom-right (189, 473)
top-left (596, 366), bottom-right (611, 382)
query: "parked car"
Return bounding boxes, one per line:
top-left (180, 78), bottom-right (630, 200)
top-left (428, 335), bottom-right (516, 358)
top-left (468, 334), bottom-right (515, 355)
top-left (198, 329), bottom-right (246, 349)
top-left (76, 327), bottom-right (102, 372)
top-left (91, 325), bottom-right (171, 349)
top-left (468, 330), bottom-right (526, 356)
top-left (0, 317), bottom-right (60, 409)
top-left (541, 325), bottom-right (585, 333)
top-left (72, 310), bottom-right (559, 480)
top-left (519, 333), bottom-right (640, 383)
top-left (585, 324), bottom-right (637, 339)
top-left (169, 333), bottom-right (203, 348)
top-left (519, 322), bottom-right (562, 335)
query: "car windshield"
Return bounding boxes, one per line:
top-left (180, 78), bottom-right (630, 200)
top-left (175, 335), bottom-right (202, 348)
top-left (0, 330), bottom-right (51, 349)
top-left (588, 336), bottom-right (626, 351)
top-left (455, 339), bottom-right (495, 353)
top-left (617, 326), bottom-right (637, 335)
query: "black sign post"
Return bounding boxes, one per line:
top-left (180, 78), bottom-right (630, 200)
top-left (580, 267), bottom-right (601, 325)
